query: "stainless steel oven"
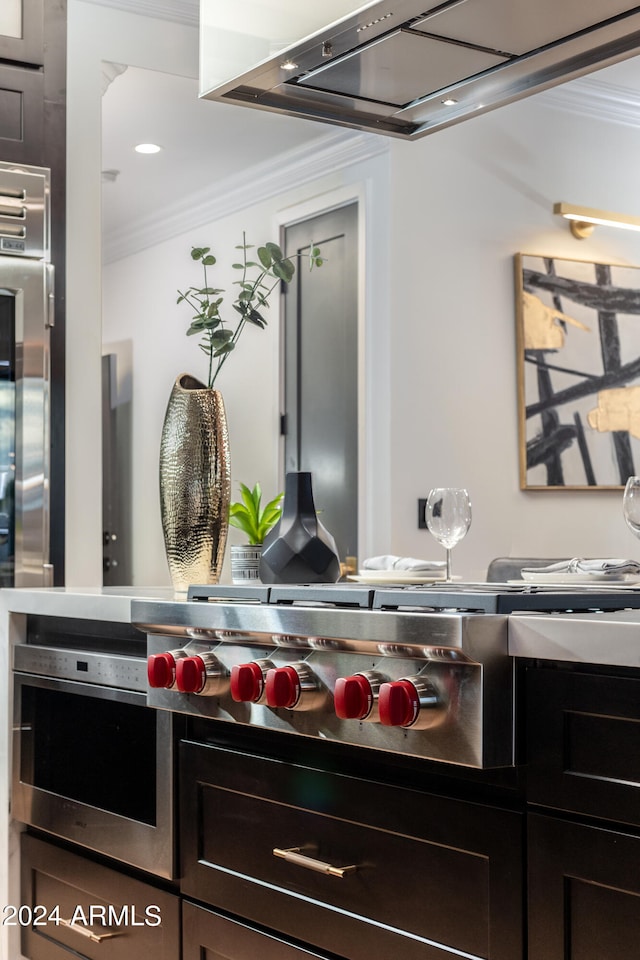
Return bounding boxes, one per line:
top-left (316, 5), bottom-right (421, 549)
top-left (11, 615), bottom-right (177, 879)
top-left (0, 159), bottom-right (53, 587)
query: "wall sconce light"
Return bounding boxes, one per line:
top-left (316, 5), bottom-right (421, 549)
top-left (554, 202), bottom-right (640, 240)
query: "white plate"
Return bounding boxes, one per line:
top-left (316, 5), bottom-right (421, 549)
top-left (520, 570), bottom-right (640, 585)
top-left (349, 570), bottom-right (447, 585)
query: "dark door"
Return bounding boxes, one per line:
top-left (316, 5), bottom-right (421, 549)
top-left (283, 203), bottom-right (358, 564)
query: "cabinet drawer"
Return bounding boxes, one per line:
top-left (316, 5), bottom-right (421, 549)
top-left (183, 901), bottom-right (336, 959)
top-left (20, 834), bottom-right (180, 960)
top-left (527, 667), bottom-right (640, 826)
top-left (181, 741), bottom-right (523, 960)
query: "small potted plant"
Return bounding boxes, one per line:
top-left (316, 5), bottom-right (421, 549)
top-left (228, 482), bottom-right (284, 583)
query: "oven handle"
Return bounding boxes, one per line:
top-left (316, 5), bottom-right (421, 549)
top-left (58, 918), bottom-right (123, 943)
top-left (273, 845), bottom-right (359, 878)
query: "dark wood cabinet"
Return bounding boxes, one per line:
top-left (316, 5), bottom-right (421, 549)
top-left (525, 662), bottom-right (640, 959)
top-left (526, 666), bottom-right (640, 827)
top-left (20, 833), bottom-right (181, 960)
top-left (0, 0), bottom-right (44, 66)
top-left (0, 61), bottom-right (44, 162)
top-left (180, 740), bottom-right (524, 960)
top-left (528, 813), bottom-right (640, 959)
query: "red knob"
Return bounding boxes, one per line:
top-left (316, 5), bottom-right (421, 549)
top-left (265, 665), bottom-right (300, 708)
top-left (378, 680), bottom-right (420, 727)
top-left (231, 662), bottom-right (265, 702)
top-left (334, 674), bottom-right (373, 720)
top-left (175, 655), bottom-right (206, 694)
top-left (147, 652), bottom-right (176, 688)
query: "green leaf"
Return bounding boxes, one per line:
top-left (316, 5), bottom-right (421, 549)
top-left (246, 309), bottom-right (266, 328)
top-left (232, 263), bottom-right (245, 269)
top-left (213, 342), bottom-right (235, 357)
top-left (241, 482), bottom-right (260, 516)
top-left (272, 258), bottom-right (294, 283)
top-left (202, 254), bottom-right (216, 266)
top-left (228, 509), bottom-right (258, 541)
top-left (257, 246), bottom-right (272, 269)
top-left (229, 484), bottom-right (282, 543)
top-left (265, 241), bottom-right (284, 261)
top-left (211, 329), bottom-right (234, 346)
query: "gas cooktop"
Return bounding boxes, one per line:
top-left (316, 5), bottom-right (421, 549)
top-left (186, 581), bottom-right (640, 614)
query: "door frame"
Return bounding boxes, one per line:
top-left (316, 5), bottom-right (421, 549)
top-left (274, 184), bottom-right (372, 562)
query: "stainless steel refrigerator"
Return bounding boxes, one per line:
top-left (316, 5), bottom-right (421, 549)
top-left (0, 160), bottom-right (52, 587)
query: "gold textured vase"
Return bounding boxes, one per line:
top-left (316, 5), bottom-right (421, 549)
top-left (159, 374), bottom-right (231, 592)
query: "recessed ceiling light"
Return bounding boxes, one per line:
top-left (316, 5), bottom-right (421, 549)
top-left (280, 60), bottom-right (298, 71)
top-left (134, 143), bottom-right (162, 154)
top-left (441, 98), bottom-right (458, 106)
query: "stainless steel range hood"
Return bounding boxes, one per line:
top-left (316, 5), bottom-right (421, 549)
top-left (199, 0), bottom-right (640, 139)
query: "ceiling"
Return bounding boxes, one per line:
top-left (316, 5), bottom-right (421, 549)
top-left (98, 1), bottom-right (640, 261)
top-left (100, 65), bottom-right (338, 253)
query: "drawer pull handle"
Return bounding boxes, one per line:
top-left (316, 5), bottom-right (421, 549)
top-left (59, 918), bottom-right (122, 943)
top-left (273, 845), bottom-right (358, 878)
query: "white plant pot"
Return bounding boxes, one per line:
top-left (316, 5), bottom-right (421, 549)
top-left (230, 544), bottom-right (263, 584)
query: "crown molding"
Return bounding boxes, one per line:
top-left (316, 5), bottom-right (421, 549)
top-left (80, 0), bottom-right (198, 27)
top-left (102, 130), bottom-right (389, 264)
top-left (540, 75), bottom-right (640, 128)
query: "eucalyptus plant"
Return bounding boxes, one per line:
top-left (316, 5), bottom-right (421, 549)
top-left (229, 482), bottom-right (284, 545)
top-left (177, 234), bottom-right (323, 389)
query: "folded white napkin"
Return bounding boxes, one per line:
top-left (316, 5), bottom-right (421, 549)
top-left (361, 555), bottom-right (446, 571)
top-left (522, 558), bottom-right (640, 576)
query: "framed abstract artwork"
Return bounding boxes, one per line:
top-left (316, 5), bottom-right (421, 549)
top-left (515, 253), bottom-right (640, 489)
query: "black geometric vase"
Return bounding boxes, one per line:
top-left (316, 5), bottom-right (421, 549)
top-left (259, 472), bottom-right (341, 584)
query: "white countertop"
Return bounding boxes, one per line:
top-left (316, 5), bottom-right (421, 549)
top-left (509, 609), bottom-right (640, 669)
top-left (2, 587), bottom-right (640, 669)
top-left (0, 586), bottom-right (179, 623)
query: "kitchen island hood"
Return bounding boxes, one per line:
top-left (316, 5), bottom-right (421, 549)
top-left (200, 0), bottom-right (640, 139)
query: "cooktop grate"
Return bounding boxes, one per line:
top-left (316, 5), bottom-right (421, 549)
top-left (187, 581), bottom-right (640, 614)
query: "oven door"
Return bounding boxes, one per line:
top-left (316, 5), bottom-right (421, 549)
top-left (0, 255), bottom-right (52, 587)
top-left (11, 671), bottom-right (176, 878)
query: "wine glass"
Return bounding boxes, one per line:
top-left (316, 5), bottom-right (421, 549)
top-left (425, 488), bottom-right (472, 582)
top-left (623, 476), bottom-right (640, 538)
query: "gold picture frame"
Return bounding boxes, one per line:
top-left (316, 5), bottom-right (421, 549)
top-left (515, 253), bottom-right (640, 490)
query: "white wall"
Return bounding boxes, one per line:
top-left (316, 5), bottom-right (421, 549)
top-left (66, 0), bottom-right (199, 585)
top-left (102, 155), bottom-right (391, 585)
top-left (68, 0), bottom-right (391, 587)
top-left (71, 0), bottom-right (640, 585)
top-left (388, 99), bottom-right (640, 579)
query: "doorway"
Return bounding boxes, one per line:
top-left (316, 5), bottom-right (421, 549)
top-left (283, 202), bottom-right (359, 564)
